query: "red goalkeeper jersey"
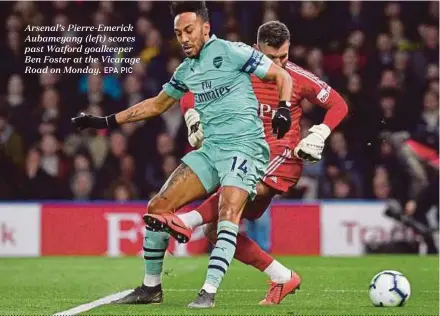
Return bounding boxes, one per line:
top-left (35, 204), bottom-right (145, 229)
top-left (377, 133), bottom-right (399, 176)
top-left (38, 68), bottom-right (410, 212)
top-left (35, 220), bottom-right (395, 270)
top-left (251, 61), bottom-right (346, 149)
top-left (180, 61), bottom-right (347, 150)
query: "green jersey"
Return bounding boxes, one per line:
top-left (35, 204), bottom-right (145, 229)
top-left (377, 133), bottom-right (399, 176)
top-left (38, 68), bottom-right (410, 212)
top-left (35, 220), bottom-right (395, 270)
top-left (163, 35), bottom-right (272, 145)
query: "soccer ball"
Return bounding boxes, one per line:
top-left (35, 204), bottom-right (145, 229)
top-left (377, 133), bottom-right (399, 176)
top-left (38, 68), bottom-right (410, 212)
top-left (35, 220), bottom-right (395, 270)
top-left (369, 270), bottom-right (411, 307)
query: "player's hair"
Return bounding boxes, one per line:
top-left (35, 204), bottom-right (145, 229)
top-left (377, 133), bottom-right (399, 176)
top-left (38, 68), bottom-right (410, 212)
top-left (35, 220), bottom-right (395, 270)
top-left (257, 21), bottom-right (290, 48)
top-left (170, 1), bottom-right (209, 22)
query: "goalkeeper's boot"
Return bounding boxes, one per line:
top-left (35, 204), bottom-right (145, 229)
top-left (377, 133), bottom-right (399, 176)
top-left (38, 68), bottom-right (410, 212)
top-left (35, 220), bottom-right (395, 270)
top-left (259, 271), bottom-right (301, 305)
top-left (143, 213), bottom-right (191, 243)
top-left (112, 284), bottom-right (163, 304)
top-left (187, 289), bottom-right (215, 308)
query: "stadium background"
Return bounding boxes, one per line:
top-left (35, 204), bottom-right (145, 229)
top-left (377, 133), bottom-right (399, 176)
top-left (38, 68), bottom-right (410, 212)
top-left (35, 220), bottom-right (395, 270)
top-left (0, 1), bottom-right (438, 257)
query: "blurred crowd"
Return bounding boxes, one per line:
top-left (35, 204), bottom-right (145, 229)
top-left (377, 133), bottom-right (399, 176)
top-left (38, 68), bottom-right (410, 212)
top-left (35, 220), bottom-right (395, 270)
top-left (0, 1), bottom-right (438, 202)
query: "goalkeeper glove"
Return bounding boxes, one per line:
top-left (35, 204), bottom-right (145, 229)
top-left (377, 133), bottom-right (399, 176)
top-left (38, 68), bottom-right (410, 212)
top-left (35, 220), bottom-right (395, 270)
top-left (294, 124), bottom-right (331, 163)
top-left (184, 108), bottom-right (204, 148)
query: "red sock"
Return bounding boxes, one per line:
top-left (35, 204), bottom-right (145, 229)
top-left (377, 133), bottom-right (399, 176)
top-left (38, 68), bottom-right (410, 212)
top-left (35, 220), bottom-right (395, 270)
top-left (196, 192), bottom-right (220, 223)
top-left (235, 233), bottom-right (274, 272)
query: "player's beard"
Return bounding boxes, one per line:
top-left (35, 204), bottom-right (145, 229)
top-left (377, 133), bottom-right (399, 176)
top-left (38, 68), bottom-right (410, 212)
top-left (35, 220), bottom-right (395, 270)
top-left (190, 30), bottom-right (206, 59)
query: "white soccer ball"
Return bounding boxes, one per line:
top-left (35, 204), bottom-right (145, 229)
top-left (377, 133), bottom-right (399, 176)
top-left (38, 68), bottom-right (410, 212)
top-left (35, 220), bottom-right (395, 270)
top-left (369, 270), bottom-right (411, 307)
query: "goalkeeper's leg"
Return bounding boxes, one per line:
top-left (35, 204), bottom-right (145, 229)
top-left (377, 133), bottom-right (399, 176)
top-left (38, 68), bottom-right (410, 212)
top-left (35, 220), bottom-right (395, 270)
top-left (204, 222), bottom-right (301, 305)
top-left (179, 181), bottom-right (302, 305)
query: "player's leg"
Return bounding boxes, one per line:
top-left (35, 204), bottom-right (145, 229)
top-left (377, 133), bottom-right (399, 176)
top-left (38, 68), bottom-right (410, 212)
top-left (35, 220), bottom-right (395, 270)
top-left (188, 144), bottom-right (269, 308)
top-left (178, 189), bottom-right (222, 228)
top-left (188, 185), bottom-right (248, 308)
top-left (202, 182), bottom-right (301, 305)
top-left (178, 180), bottom-right (272, 227)
top-left (114, 163), bottom-right (207, 304)
top-left (167, 156), bottom-right (296, 289)
top-left (193, 155), bottom-right (303, 305)
top-left (203, 220), bottom-right (288, 280)
top-left (115, 148), bottom-right (218, 304)
top-left (142, 147), bottom-right (218, 290)
top-left (171, 181), bottom-right (288, 282)
top-left (144, 145), bottom-right (219, 243)
top-left (148, 163), bottom-right (207, 214)
top-left (253, 156), bottom-right (303, 305)
top-left (177, 148), bottom-right (298, 230)
top-left (143, 163), bottom-right (207, 288)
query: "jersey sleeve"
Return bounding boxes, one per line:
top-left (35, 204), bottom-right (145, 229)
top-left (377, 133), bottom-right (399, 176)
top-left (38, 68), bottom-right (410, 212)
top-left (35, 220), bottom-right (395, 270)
top-left (299, 72), bottom-right (333, 107)
top-left (226, 41), bottom-right (272, 79)
top-left (162, 63), bottom-right (189, 100)
top-left (180, 92), bottom-right (195, 115)
top-left (297, 70), bottom-right (348, 130)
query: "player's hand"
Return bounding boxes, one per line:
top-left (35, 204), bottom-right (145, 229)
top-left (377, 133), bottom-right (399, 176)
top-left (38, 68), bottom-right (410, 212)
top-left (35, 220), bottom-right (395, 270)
top-left (272, 102), bottom-right (291, 139)
top-left (71, 112), bottom-right (117, 131)
top-left (294, 124), bottom-right (331, 163)
top-left (184, 109), bottom-right (204, 148)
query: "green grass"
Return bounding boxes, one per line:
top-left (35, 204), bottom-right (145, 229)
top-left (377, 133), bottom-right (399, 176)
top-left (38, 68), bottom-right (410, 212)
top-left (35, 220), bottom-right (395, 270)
top-left (0, 256), bottom-right (438, 315)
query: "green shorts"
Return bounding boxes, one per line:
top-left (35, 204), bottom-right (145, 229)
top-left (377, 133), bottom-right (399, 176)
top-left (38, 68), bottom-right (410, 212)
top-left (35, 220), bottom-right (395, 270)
top-left (181, 140), bottom-right (269, 200)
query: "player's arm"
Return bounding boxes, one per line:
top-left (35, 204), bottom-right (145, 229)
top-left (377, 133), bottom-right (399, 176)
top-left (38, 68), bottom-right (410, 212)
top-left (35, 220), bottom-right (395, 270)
top-left (72, 64), bottom-right (189, 130)
top-left (71, 91), bottom-right (177, 130)
top-left (115, 91), bottom-right (176, 124)
top-left (260, 63), bottom-right (292, 104)
top-left (262, 63), bottom-right (293, 139)
top-left (227, 41), bottom-right (293, 139)
top-left (294, 74), bottom-right (349, 163)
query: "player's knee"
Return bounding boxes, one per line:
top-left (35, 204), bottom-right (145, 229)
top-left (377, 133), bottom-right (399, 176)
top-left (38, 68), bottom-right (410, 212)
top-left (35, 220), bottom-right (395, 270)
top-left (218, 187), bottom-right (248, 222)
top-left (218, 204), bottom-right (241, 222)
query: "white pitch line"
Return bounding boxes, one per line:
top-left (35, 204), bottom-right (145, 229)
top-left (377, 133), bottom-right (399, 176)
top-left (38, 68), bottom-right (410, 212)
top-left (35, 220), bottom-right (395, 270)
top-left (52, 289), bottom-right (133, 316)
top-left (52, 288), bottom-right (440, 315)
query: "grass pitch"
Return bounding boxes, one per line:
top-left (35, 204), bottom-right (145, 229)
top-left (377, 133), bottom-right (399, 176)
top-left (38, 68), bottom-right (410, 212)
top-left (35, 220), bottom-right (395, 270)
top-left (0, 255), bottom-right (438, 315)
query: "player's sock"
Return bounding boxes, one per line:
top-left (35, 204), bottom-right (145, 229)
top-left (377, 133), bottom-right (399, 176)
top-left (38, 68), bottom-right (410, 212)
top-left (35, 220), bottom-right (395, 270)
top-left (195, 192), bottom-right (220, 223)
top-left (143, 227), bottom-right (170, 287)
top-left (143, 274), bottom-right (161, 287)
top-left (176, 193), bottom-right (220, 229)
top-left (235, 233), bottom-right (291, 283)
top-left (177, 211), bottom-right (203, 230)
top-left (235, 232), bottom-right (274, 271)
top-left (202, 220), bottom-right (238, 293)
top-left (263, 260), bottom-right (292, 284)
